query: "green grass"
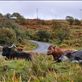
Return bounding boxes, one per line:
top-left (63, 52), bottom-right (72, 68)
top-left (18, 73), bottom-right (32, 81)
top-left (24, 40), bottom-right (38, 51)
top-left (16, 40), bottom-right (38, 51)
top-left (0, 55), bottom-right (82, 82)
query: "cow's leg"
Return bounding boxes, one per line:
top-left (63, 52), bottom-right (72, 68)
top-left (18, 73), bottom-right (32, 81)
top-left (52, 55), bottom-right (60, 62)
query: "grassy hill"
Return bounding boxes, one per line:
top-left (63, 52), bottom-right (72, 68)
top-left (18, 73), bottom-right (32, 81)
top-left (0, 13), bottom-right (82, 50)
top-left (18, 18), bottom-right (82, 49)
top-left (0, 13), bottom-right (82, 82)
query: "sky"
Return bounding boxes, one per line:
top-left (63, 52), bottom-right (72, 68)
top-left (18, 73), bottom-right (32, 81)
top-left (0, 1), bottom-right (82, 20)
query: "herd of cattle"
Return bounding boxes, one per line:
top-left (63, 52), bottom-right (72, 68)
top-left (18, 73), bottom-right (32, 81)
top-left (1, 44), bottom-right (82, 63)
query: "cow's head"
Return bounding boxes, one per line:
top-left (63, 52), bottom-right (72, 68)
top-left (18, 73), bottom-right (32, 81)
top-left (2, 46), bottom-right (11, 56)
top-left (47, 45), bottom-right (56, 55)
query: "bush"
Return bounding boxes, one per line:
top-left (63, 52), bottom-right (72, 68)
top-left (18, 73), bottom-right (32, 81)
top-left (59, 43), bottom-right (69, 48)
top-left (25, 29), bottom-right (36, 39)
top-left (0, 28), bottom-right (16, 45)
top-left (35, 30), bottom-right (51, 42)
top-left (63, 39), bottom-right (82, 48)
top-left (51, 21), bottom-right (70, 44)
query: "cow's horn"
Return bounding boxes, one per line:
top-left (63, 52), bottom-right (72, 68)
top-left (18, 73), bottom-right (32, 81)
top-left (9, 44), bottom-right (16, 48)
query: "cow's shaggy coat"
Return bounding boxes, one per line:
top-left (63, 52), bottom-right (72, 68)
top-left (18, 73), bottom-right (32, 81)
top-left (2, 46), bottom-right (32, 60)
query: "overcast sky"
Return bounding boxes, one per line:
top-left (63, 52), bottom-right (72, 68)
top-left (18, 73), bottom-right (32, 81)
top-left (0, 1), bottom-right (82, 20)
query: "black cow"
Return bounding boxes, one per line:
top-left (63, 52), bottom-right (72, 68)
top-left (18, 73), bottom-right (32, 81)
top-left (59, 50), bottom-right (82, 62)
top-left (2, 46), bottom-right (32, 60)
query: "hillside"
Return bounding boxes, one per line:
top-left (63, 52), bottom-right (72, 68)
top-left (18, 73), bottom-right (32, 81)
top-left (18, 18), bottom-right (82, 49)
top-left (0, 13), bottom-right (82, 49)
top-left (0, 13), bottom-right (82, 82)
top-left (19, 19), bottom-right (69, 30)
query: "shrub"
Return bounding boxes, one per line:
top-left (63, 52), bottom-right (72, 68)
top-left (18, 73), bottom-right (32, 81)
top-left (59, 43), bottom-right (69, 48)
top-left (35, 30), bottom-right (51, 42)
top-left (25, 29), bottom-right (36, 39)
top-left (51, 21), bottom-right (70, 44)
top-left (0, 28), bottom-right (16, 45)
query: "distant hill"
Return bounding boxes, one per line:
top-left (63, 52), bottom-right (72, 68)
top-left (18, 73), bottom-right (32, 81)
top-left (18, 19), bottom-right (69, 30)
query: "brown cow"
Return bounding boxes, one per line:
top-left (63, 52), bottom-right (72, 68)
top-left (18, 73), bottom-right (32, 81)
top-left (16, 47), bottom-right (23, 52)
top-left (47, 45), bottom-right (76, 62)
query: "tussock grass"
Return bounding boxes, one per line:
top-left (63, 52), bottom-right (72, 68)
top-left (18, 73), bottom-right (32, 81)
top-left (0, 55), bottom-right (81, 82)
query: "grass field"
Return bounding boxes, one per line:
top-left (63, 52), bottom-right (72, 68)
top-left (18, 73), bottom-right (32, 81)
top-left (0, 55), bottom-right (82, 82)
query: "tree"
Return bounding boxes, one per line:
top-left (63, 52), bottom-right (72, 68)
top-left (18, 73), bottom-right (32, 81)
top-left (66, 16), bottom-right (74, 25)
top-left (0, 28), bottom-right (16, 45)
top-left (74, 19), bottom-right (81, 25)
top-left (12, 12), bottom-right (22, 18)
top-left (12, 12), bottom-right (26, 24)
top-left (0, 13), bottom-right (3, 18)
top-left (5, 13), bottom-right (11, 19)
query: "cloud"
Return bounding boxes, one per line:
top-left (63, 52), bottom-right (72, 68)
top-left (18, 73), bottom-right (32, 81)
top-left (0, 1), bottom-right (81, 19)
